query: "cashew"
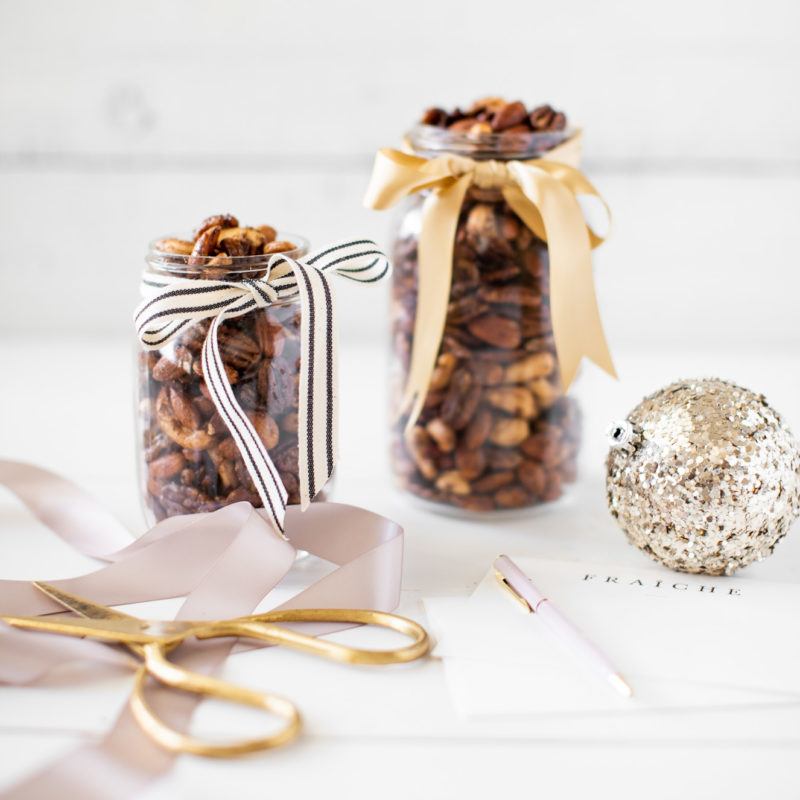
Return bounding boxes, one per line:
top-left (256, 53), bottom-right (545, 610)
top-left (156, 386), bottom-right (213, 450)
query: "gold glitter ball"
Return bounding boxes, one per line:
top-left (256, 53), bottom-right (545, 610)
top-left (606, 378), bottom-right (800, 575)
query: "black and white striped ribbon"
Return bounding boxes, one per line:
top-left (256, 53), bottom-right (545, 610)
top-left (135, 239), bottom-right (390, 536)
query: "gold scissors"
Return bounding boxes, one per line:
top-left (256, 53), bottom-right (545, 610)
top-left (2, 582), bottom-right (429, 758)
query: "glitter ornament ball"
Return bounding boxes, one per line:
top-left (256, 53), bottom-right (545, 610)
top-left (606, 378), bottom-right (800, 575)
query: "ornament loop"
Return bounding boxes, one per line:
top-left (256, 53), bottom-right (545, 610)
top-left (606, 420), bottom-right (634, 447)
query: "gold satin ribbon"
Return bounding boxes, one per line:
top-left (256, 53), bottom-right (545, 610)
top-left (364, 131), bottom-right (617, 429)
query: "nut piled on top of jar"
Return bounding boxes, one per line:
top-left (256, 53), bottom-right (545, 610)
top-left (138, 214), bottom-right (309, 522)
top-left (390, 100), bottom-right (581, 513)
top-left (421, 98), bottom-right (567, 135)
top-left (153, 213), bottom-right (298, 278)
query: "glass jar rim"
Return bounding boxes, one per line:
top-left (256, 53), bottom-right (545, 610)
top-left (405, 123), bottom-right (574, 161)
top-left (145, 232), bottom-right (310, 276)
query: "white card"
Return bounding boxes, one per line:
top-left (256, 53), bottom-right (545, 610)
top-left (424, 556), bottom-right (800, 718)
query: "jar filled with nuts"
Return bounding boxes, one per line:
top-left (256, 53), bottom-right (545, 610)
top-left (388, 100), bottom-right (588, 513)
top-left (136, 214), bottom-right (318, 524)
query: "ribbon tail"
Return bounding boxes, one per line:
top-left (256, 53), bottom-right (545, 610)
top-left (201, 316), bottom-right (289, 536)
top-left (504, 168), bottom-right (617, 390)
top-left (399, 174), bottom-right (473, 431)
top-left (287, 258), bottom-right (338, 509)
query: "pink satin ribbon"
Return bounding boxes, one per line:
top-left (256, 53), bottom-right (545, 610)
top-left (0, 460), bottom-right (404, 799)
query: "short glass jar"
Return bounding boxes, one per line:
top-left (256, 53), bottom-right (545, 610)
top-left (390, 125), bottom-right (582, 513)
top-left (136, 235), bottom-right (323, 523)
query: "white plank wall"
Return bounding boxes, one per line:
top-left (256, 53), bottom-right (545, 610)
top-left (1, 0), bottom-right (798, 347)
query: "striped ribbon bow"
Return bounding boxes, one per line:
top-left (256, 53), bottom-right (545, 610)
top-left (135, 239), bottom-right (390, 536)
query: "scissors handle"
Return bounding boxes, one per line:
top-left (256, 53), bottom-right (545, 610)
top-left (201, 608), bottom-right (430, 666)
top-left (130, 643), bottom-right (301, 758)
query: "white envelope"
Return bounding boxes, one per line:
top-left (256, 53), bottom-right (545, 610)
top-left (424, 556), bottom-right (800, 718)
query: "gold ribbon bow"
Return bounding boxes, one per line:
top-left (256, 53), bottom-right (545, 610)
top-left (364, 131), bottom-right (617, 429)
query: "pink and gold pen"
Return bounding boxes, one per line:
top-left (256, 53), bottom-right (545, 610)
top-left (493, 555), bottom-right (633, 697)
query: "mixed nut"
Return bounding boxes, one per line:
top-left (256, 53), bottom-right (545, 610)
top-left (391, 104), bottom-right (581, 511)
top-left (420, 98), bottom-right (567, 136)
top-left (138, 215), bottom-right (315, 522)
top-left (152, 213), bottom-right (298, 279)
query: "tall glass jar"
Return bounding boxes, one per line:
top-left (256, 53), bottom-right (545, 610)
top-left (136, 235), bottom-right (323, 523)
top-left (391, 125), bottom-right (582, 513)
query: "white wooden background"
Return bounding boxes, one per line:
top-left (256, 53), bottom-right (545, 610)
top-left (1, 0), bottom-right (798, 349)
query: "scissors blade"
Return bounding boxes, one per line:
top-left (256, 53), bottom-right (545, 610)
top-left (33, 581), bottom-right (138, 622)
top-left (0, 612), bottom-right (180, 645)
top-left (27, 582), bottom-right (194, 645)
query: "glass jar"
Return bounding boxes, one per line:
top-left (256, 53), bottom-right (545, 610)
top-left (390, 125), bottom-right (582, 513)
top-left (136, 235), bottom-right (330, 523)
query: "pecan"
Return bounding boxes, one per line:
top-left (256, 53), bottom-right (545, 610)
top-left (254, 314), bottom-right (285, 357)
top-left (448, 118), bottom-right (477, 132)
top-left (471, 471), bottom-right (515, 493)
top-left (486, 386), bottom-right (537, 419)
top-left (465, 204), bottom-right (497, 239)
top-left (151, 356), bottom-right (185, 382)
top-left (491, 101), bottom-right (528, 132)
top-left (521, 432), bottom-right (560, 462)
top-left (479, 286), bottom-right (542, 307)
top-left (469, 121), bottom-right (493, 135)
top-left (218, 437), bottom-right (239, 460)
top-left (426, 418), bottom-right (456, 453)
top-left (435, 470), bottom-right (470, 495)
top-left (529, 377), bottom-right (561, 409)
top-left (193, 214), bottom-right (238, 239)
top-left (261, 356), bottom-right (296, 416)
top-left (517, 460), bottom-right (546, 496)
top-left (467, 315), bottom-right (522, 349)
top-left (441, 369), bottom-right (482, 431)
top-left (489, 418), bottom-right (529, 447)
top-left (461, 407), bottom-right (493, 450)
top-left (188, 225), bottom-right (221, 266)
top-left (407, 427), bottom-right (438, 480)
top-left (451, 494), bottom-right (495, 511)
top-left (264, 241), bottom-right (297, 254)
top-left (226, 486), bottom-right (261, 505)
top-left (256, 225), bottom-right (277, 243)
top-left (447, 295), bottom-right (489, 324)
top-left (421, 107), bottom-right (447, 125)
top-left (429, 353), bottom-right (458, 391)
top-left (454, 446), bottom-right (486, 479)
top-left (486, 447), bottom-right (524, 470)
top-left (503, 352), bottom-right (555, 383)
top-left (169, 385), bottom-right (200, 430)
top-left (247, 411), bottom-right (280, 450)
top-left (218, 234), bottom-right (251, 257)
top-left (218, 227), bottom-right (266, 254)
top-left (529, 105), bottom-right (556, 131)
top-left (218, 329), bottom-right (260, 370)
top-left (469, 361), bottom-right (504, 386)
top-left (500, 216), bottom-right (520, 240)
top-left (149, 452), bottom-right (186, 479)
top-left (494, 486), bottom-right (532, 508)
top-left (217, 459), bottom-right (239, 491)
top-left (155, 238), bottom-right (194, 255)
top-left (192, 359), bottom-right (239, 386)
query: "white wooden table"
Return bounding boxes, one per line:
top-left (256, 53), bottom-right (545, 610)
top-left (1, 338), bottom-right (798, 799)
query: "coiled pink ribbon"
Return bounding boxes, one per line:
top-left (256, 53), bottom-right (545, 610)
top-left (0, 460), bottom-right (403, 799)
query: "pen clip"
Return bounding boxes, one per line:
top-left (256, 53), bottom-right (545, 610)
top-left (494, 569), bottom-right (532, 612)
